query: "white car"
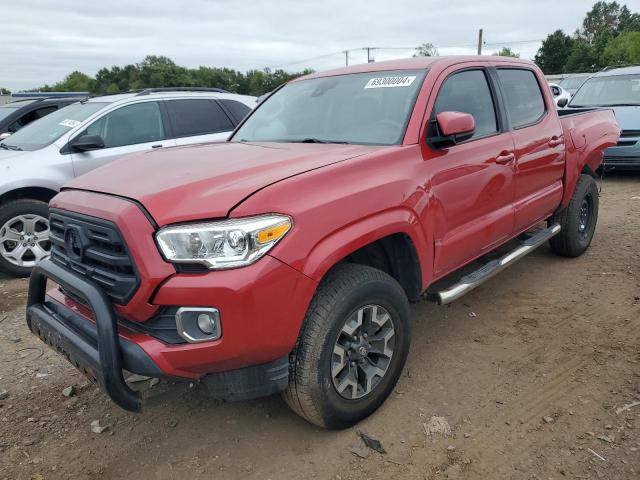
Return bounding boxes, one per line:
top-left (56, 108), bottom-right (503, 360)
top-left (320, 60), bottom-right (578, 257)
top-left (549, 83), bottom-right (571, 108)
top-left (0, 88), bottom-right (256, 276)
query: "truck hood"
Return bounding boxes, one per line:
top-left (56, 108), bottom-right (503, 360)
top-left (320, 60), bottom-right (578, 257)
top-left (611, 106), bottom-right (640, 131)
top-left (65, 141), bottom-right (384, 225)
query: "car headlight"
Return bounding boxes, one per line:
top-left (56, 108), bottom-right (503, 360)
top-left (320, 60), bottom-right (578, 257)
top-left (155, 214), bottom-right (292, 269)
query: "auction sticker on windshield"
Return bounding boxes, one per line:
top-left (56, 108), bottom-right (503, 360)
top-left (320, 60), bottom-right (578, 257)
top-left (59, 119), bottom-right (81, 128)
top-left (364, 76), bottom-right (416, 89)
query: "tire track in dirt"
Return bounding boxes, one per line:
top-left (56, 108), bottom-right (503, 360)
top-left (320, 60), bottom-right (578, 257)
top-left (461, 291), bottom-right (638, 477)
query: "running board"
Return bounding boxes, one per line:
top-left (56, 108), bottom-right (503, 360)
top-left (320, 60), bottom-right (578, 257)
top-left (434, 223), bottom-right (561, 305)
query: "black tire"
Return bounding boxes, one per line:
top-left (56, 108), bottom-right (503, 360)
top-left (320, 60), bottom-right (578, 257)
top-left (549, 174), bottom-right (599, 257)
top-left (0, 199), bottom-right (50, 277)
top-left (283, 263), bottom-right (411, 429)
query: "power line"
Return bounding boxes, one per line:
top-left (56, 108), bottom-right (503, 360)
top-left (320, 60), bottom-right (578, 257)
top-left (269, 38), bottom-right (546, 70)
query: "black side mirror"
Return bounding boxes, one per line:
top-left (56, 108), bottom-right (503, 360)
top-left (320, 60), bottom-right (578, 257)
top-left (557, 98), bottom-right (568, 108)
top-left (71, 134), bottom-right (105, 151)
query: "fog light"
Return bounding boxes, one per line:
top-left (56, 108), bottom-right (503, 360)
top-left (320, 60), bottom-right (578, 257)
top-left (197, 313), bottom-right (216, 334)
top-left (175, 307), bottom-right (221, 343)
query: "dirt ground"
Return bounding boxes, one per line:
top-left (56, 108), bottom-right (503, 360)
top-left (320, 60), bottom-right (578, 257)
top-left (0, 174), bottom-right (639, 480)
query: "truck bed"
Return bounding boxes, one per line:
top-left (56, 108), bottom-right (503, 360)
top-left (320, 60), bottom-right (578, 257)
top-left (557, 107), bottom-right (620, 206)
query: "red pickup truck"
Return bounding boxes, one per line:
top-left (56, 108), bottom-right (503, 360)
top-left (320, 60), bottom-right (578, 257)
top-left (26, 56), bottom-right (619, 429)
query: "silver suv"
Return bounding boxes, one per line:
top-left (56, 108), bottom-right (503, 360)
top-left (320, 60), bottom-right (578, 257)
top-left (0, 88), bottom-right (256, 276)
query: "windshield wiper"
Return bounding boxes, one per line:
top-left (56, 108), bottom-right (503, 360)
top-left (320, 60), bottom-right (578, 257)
top-left (603, 103), bottom-right (640, 107)
top-left (299, 138), bottom-right (350, 144)
top-left (0, 143), bottom-right (22, 151)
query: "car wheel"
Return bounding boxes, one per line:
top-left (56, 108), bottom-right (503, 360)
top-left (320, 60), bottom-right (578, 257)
top-left (549, 174), bottom-right (599, 257)
top-left (283, 263), bottom-right (411, 429)
top-left (0, 199), bottom-right (51, 277)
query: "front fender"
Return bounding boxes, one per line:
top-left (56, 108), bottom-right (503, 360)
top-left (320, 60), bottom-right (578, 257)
top-left (282, 207), bottom-right (429, 284)
top-left (0, 148), bottom-right (72, 199)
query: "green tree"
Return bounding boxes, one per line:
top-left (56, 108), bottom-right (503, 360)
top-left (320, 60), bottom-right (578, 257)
top-left (564, 40), bottom-right (599, 72)
top-left (492, 47), bottom-right (520, 58)
top-left (618, 5), bottom-right (640, 31)
top-left (602, 30), bottom-right (640, 64)
top-left (137, 55), bottom-right (191, 88)
top-left (534, 30), bottom-right (575, 74)
top-left (414, 43), bottom-right (439, 57)
top-left (33, 56), bottom-right (311, 96)
top-left (40, 71), bottom-right (94, 92)
top-left (0, 87), bottom-right (10, 95)
top-left (580, 1), bottom-right (626, 42)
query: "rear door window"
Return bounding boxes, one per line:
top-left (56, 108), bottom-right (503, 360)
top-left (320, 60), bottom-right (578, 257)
top-left (166, 99), bottom-right (235, 138)
top-left (497, 69), bottom-right (546, 128)
top-left (434, 69), bottom-right (498, 140)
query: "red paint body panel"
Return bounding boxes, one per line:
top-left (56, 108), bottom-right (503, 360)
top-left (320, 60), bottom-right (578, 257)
top-left (46, 253), bottom-right (316, 378)
top-left (50, 190), bottom-right (174, 321)
top-left (65, 142), bottom-right (381, 226)
top-left (559, 109), bottom-right (620, 207)
top-left (46, 56), bottom-right (620, 382)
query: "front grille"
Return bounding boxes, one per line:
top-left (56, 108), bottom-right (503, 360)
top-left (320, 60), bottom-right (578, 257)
top-left (616, 130), bottom-right (640, 147)
top-left (49, 209), bottom-right (139, 304)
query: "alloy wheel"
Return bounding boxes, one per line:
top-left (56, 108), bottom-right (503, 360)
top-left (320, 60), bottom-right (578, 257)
top-left (0, 214), bottom-right (51, 267)
top-left (331, 304), bottom-right (395, 400)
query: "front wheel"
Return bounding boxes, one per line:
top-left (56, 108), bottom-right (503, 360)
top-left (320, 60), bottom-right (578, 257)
top-left (0, 199), bottom-right (51, 277)
top-left (549, 174), bottom-right (599, 257)
top-left (283, 263), bottom-right (411, 429)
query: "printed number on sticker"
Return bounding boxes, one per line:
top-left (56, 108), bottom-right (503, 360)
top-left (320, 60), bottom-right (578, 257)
top-left (59, 119), bottom-right (81, 128)
top-left (364, 76), bottom-right (416, 89)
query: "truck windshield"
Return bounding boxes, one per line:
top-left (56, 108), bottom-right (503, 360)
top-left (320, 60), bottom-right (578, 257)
top-left (232, 70), bottom-right (426, 145)
top-left (0, 102), bottom-right (106, 151)
top-left (569, 74), bottom-right (640, 107)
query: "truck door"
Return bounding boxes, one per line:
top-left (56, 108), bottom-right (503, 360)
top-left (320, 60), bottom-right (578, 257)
top-left (424, 66), bottom-right (516, 277)
top-left (495, 68), bottom-right (565, 232)
top-left (70, 101), bottom-right (175, 177)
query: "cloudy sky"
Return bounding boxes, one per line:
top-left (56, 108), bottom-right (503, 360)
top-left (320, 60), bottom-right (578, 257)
top-left (1, 0), bottom-right (633, 91)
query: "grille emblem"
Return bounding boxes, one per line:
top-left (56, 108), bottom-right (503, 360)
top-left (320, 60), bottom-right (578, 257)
top-left (64, 227), bottom-right (85, 261)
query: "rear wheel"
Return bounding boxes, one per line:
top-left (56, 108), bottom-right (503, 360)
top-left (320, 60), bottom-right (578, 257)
top-left (283, 263), bottom-right (411, 429)
top-left (549, 174), bottom-right (599, 257)
top-left (0, 199), bottom-right (51, 277)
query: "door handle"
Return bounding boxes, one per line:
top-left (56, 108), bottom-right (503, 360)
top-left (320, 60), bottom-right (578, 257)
top-left (495, 151), bottom-right (515, 164)
top-left (151, 144), bottom-right (163, 149)
top-left (548, 136), bottom-right (563, 147)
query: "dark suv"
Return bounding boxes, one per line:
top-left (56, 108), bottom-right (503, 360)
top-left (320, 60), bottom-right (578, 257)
top-left (0, 96), bottom-right (85, 138)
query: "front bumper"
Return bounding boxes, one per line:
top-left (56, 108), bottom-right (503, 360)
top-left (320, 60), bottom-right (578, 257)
top-left (27, 258), bottom-right (153, 411)
top-left (27, 258), bottom-right (297, 411)
top-left (31, 190), bottom-right (318, 411)
top-left (603, 155), bottom-right (640, 169)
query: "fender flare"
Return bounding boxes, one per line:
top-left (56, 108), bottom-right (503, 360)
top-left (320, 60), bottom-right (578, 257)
top-left (299, 207), bottom-right (430, 285)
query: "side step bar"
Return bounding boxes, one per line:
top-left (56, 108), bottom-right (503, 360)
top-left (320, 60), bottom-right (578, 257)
top-left (434, 223), bottom-right (561, 305)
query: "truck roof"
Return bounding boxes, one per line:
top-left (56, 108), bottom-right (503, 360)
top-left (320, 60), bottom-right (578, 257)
top-left (298, 55), bottom-right (536, 81)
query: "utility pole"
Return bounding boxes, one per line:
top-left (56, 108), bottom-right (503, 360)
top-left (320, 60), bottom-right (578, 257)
top-left (365, 47), bottom-right (374, 63)
top-left (477, 28), bottom-right (483, 55)
top-left (344, 50), bottom-right (349, 66)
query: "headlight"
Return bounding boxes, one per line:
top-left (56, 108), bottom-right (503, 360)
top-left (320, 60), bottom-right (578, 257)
top-left (155, 214), bottom-right (292, 269)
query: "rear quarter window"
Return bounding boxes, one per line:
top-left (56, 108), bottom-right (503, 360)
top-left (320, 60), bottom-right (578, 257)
top-left (497, 69), bottom-right (546, 128)
top-left (219, 99), bottom-right (252, 123)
